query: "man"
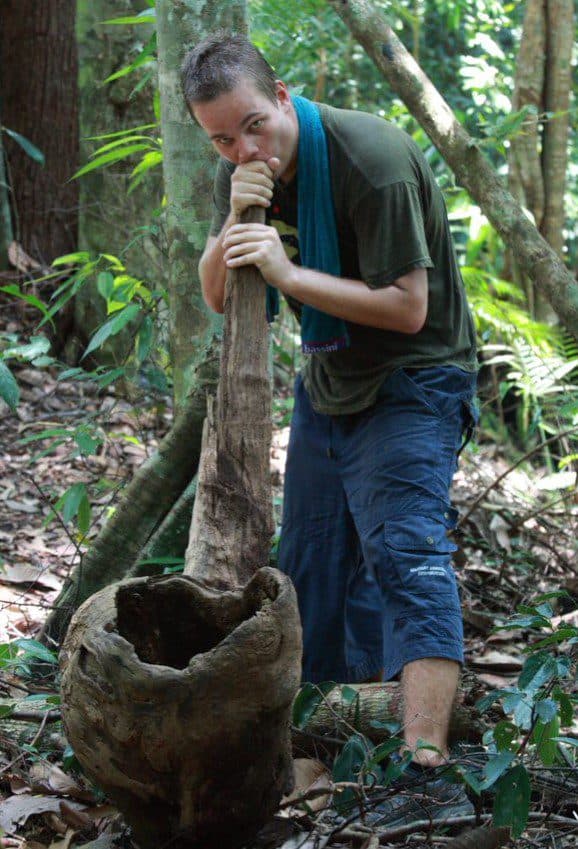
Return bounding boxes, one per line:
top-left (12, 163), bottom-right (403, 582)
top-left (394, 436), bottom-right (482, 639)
top-left (182, 33), bottom-right (477, 822)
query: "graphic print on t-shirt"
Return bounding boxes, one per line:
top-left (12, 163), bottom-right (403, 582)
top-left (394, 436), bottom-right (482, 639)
top-left (270, 217), bottom-right (301, 265)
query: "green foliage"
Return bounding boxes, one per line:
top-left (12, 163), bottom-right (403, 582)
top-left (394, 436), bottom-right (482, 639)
top-left (2, 127), bottom-right (45, 164)
top-left (474, 592), bottom-right (578, 836)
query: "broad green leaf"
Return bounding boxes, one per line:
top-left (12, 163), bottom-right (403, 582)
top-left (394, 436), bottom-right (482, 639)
top-left (333, 732), bottom-right (371, 782)
top-left (0, 361), bottom-right (19, 410)
top-left (136, 315), bottom-right (153, 364)
top-left (14, 639), bottom-right (58, 665)
top-left (3, 128), bottom-right (45, 164)
top-left (476, 688), bottom-right (516, 713)
top-left (480, 750), bottom-right (516, 791)
top-left (553, 689), bottom-right (574, 727)
top-left (492, 765), bottom-right (531, 838)
top-left (292, 681), bottom-right (336, 729)
top-left (97, 271), bottom-right (115, 301)
top-left (532, 716), bottom-right (560, 766)
top-left (74, 427), bottom-right (101, 457)
top-left (367, 737), bottom-right (405, 767)
top-left (104, 40), bottom-right (157, 84)
top-left (493, 720), bottom-right (518, 751)
top-left (0, 704), bottom-right (14, 719)
top-left (535, 698), bottom-right (558, 724)
top-left (77, 492), bottom-right (92, 536)
top-left (340, 685), bottom-right (359, 706)
top-left (518, 652), bottom-right (558, 695)
top-left (57, 482), bottom-right (88, 525)
top-left (82, 304), bottom-right (140, 359)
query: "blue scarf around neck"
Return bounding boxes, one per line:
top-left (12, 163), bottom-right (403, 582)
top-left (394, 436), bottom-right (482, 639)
top-left (266, 95), bottom-right (350, 353)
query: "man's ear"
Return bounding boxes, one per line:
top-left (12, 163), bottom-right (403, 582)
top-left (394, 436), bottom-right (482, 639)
top-left (275, 80), bottom-right (291, 107)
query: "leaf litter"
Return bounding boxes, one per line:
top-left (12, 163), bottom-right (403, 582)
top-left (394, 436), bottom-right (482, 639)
top-left (1, 309), bottom-right (578, 847)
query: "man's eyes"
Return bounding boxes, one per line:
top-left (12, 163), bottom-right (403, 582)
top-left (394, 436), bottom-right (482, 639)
top-left (250, 119), bottom-right (265, 130)
top-left (216, 137), bottom-right (233, 146)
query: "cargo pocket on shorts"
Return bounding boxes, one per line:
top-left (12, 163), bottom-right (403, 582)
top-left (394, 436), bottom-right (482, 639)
top-left (383, 506), bottom-right (458, 593)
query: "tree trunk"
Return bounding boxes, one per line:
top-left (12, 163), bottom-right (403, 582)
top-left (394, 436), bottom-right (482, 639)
top-left (328, 0), bottom-right (578, 337)
top-left (507, 0), bottom-right (545, 232)
top-left (0, 0), bottom-right (78, 263)
top-left (70, 0), bottom-right (163, 362)
top-left (0, 128), bottom-right (12, 269)
top-left (43, 360), bottom-right (216, 645)
top-left (541, 0), bottom-right (573, 258)
top-left (156, 0), bottom-right (246, 405)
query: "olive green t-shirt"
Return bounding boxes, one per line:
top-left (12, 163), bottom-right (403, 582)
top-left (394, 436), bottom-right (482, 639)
top-left (209, 103), bottom-right (477, 415)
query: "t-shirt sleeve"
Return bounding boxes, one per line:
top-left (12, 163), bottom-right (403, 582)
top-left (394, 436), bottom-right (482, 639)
top-left (208, 159), bottom-right (234, 237)
top-left (352, 180), bottom-right (433, 289)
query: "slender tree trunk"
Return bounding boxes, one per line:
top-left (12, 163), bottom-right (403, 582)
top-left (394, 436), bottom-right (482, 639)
top-left (0, 0), bottom-right (78, 263)
top-left (541, 0), bottom-right (573, 257)
top-left (0, 128), bottom-right (12, 269)
top-left (508, 0), bottom-right (545, 231)
top-left (156, 0), bottom-right (247, 405)
top-left (328, 0), bottom-right (578, 337)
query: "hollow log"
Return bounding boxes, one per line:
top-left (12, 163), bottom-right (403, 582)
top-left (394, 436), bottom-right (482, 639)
top-left (60, 206), bottom-right (302, 849)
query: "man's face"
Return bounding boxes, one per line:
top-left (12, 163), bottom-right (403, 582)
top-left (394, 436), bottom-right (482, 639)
top-left (191, 78), bottom-right (298, 180)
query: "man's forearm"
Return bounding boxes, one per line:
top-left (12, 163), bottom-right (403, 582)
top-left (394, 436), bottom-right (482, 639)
top-left (198, 214), bottom-right (237, 313)
top-left (285, 265), bottom-right (427, 334)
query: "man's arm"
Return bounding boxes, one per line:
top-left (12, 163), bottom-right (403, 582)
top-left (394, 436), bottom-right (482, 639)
top-left (199, 159), bottom-right (280, 313)
top-left (222, 222), bottom-right (428, 333)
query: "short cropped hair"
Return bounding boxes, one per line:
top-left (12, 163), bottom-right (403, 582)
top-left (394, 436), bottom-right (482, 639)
top-left (181, 33), bottom-right (278, 109)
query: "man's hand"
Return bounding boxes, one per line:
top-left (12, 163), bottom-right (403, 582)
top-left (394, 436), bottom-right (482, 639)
top-left (223, 222), bottom-right (295, 291)
top-left (230, 157), bottom-right (280, 217)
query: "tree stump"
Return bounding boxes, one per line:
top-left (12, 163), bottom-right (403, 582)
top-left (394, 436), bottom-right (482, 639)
top-left (60, 207), bottom-right (303, 848)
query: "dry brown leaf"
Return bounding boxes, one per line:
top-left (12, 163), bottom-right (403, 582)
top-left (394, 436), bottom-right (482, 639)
top-left (29, 762), bottom-right (94, 802)
top-left (8, 241), bottom-right (43, 272)
top-left (470, 650), bottom-right (523, 672)
top-left (0, 565), bottom-right (60, 591)
top-left (281, 758), bottom-right (332, 814)
top-left (47, 828), bottom-right (76, 849)
top-left (0, 796), bottom-right (87, 834)
top-left (489, 514), bottom-right (511, 553)
top-left (58, 801), bottom-right (92, 830)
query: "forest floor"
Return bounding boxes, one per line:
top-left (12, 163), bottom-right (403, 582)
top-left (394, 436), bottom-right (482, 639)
top-left (1, 305), bottom-right (578, 848)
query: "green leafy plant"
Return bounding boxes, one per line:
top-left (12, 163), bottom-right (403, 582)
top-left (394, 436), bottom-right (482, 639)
top-left (472, 591), bottom-right (578, 837)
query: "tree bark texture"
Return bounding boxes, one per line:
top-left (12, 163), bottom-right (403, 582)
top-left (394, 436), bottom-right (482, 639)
top-left (60, 213), bottom-right (302, 847)
top-left (60, 569), bottom-right (301, 849)
top-left (156, 0), bottom-right (246, 405)
top-left (185, 206), bottom-right (274, 589)
top-left (541, 0), bottom-right (574, 257)
top-left (507, 0), bottom-right (545, 231)
top-left (0, 0), bottom-right (79, 263)
top-left (44, 355), bottom-right (218, 645)
top-left (71, 0), bottom-right (163, 362)
top-left (0, 129), bottom-right (13, 269)
top-left (293, 681), bottom-right (485, 759)
top-left (328, 0), bottom-right (578, 337)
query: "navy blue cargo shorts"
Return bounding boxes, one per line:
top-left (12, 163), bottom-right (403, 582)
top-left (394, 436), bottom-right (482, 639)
top-left (277, 365), bottom-right (478, 684)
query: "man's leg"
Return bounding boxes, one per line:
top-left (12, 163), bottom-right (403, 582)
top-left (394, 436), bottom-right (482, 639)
top-left (402, 657), bottom-right (459, 765)
top-left (340, 367), bottom-right (476, 759)
top-left (278, 377), bottom-right (383, 684)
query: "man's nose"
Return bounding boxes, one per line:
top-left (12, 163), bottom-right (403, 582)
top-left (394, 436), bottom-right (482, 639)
top-left (237, 136), bottom-right (259, 164)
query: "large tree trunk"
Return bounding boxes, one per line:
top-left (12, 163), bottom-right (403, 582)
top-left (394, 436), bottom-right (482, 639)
top-left (156, 0), bottom-right (246, 405)
top-left (328, 0), bottom-right (578, 337)
top-left (0, 0), bottom-right (78, 263)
